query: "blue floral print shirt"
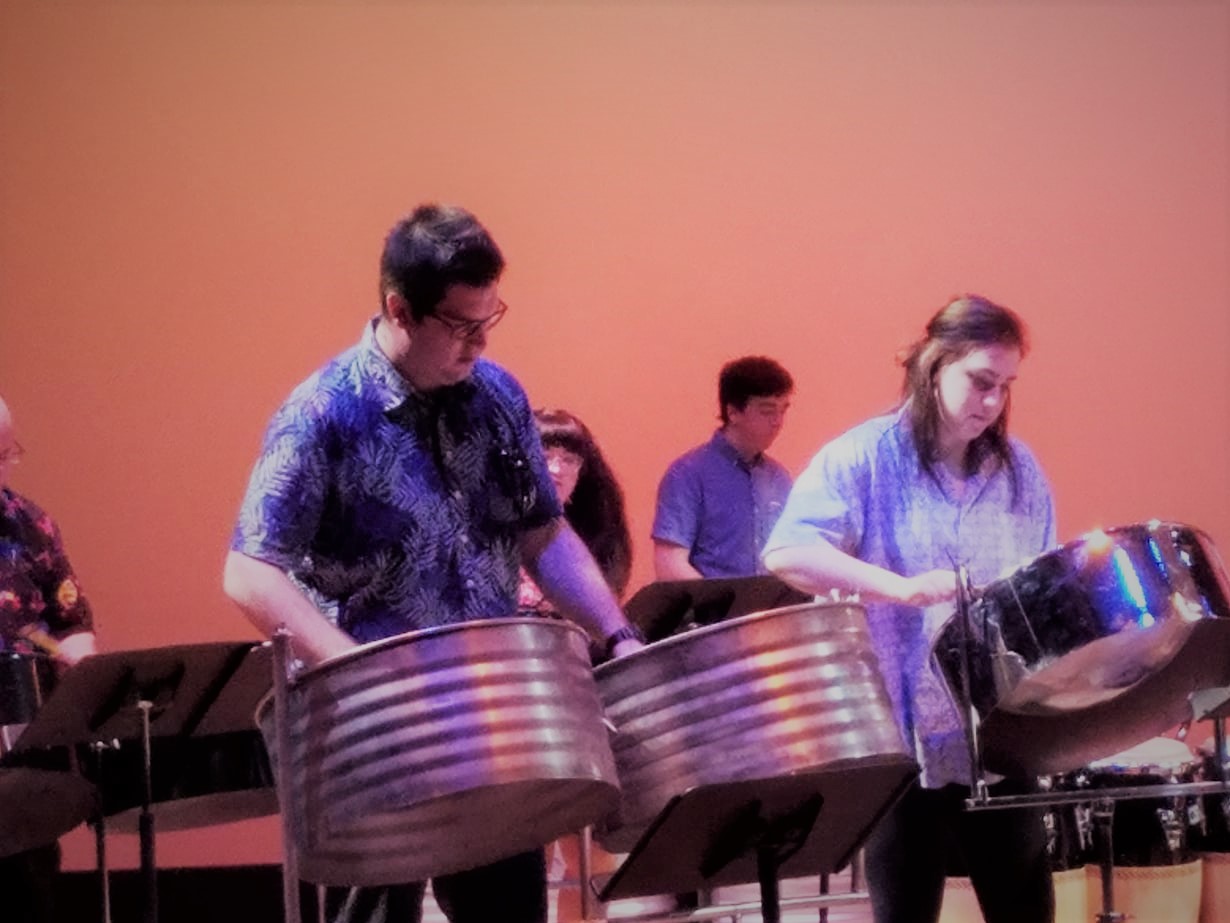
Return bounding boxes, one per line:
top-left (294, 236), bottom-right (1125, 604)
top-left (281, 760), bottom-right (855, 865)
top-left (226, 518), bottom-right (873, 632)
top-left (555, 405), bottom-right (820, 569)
top-left (230, 320), bottom-right (562, 644)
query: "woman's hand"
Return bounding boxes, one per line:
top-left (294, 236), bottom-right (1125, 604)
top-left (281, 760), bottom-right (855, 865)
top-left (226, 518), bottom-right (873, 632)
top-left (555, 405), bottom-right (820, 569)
top-left (894, 569), bottom-right (959, 607)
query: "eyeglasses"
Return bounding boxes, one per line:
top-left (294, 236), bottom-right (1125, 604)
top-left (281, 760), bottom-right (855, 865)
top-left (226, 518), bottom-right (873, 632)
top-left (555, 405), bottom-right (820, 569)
top-left (0, 442), bottom-right (24, 465)
top-left (427, 300), bottom-right (508, 341)
top-left (545, 447), bottom-right (584, 473)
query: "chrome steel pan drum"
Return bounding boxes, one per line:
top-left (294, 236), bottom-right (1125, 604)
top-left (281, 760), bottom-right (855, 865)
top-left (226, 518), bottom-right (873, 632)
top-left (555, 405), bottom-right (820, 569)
top-left (260, 618), bottom-right (619, 887)
top-left (594, 601), bottom-right (913, 853)
top-left (934, 521), bottom-right (1230, 777)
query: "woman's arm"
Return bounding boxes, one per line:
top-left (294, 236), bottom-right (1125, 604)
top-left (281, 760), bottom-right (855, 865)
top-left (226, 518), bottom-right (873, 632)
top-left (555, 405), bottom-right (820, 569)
top-left (764, 539), bottom-right (957, 607)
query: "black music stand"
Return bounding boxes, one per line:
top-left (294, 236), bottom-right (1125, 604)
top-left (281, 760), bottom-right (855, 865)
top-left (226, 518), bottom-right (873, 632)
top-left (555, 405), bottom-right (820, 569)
top-left (598, 757), bottom-right (917, 923)
top-left (624, 575), bottom-right (809, 642)
top-left (11, 640), bottom-right (266, 923)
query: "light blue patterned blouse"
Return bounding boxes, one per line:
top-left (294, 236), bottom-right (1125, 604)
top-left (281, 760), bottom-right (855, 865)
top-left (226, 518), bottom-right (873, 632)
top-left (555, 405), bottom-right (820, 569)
top-left (764, 410), bottom-right (1056, 787)
top-left (231, 320), bottom-right (561, 644)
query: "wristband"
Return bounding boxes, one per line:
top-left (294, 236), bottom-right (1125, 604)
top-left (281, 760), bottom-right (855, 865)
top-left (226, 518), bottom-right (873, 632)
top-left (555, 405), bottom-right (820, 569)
top-left (602, 624), bottom-right (645, 659)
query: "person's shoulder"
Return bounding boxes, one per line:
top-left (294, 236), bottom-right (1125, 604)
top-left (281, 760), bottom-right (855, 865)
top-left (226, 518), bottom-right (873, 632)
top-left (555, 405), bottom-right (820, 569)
top-left (663, 437), bottom-right (718, 476)
top-left (471, 357), bottom-right (529, 402)
top-left (1006, 435), bottom-right (1048, 478)
top-left (827, 412), bottom-right (899, 456)
top-left (0, 486), bottom-right (56, 534)
top-left (1, 486), bottom-right (44, 521)
top-left (277, 345), bottom-right (365, 419)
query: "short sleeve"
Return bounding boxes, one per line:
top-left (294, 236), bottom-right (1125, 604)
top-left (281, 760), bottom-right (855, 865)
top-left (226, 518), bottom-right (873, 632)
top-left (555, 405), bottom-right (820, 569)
top-left (651, 457), bottom-right (701, 550)
top-left (230, 383), bottom-right (332, 569)
top-left (32, 513), bottom-right (93, 638)
top-left (764, 430), bottom-right (871, 558)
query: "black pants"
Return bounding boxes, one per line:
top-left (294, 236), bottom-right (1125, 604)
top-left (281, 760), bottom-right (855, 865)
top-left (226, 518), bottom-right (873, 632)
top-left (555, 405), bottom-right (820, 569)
top-left (0, 843), bottom-right (59, 923)
top-left (310, 848), bottom-right (547, 923)
top-left (864, 780), bottom-right (1054, 923)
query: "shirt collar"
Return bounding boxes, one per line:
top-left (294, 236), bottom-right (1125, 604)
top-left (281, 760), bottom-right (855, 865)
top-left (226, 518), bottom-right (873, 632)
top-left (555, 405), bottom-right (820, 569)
top-left (711, 429), bottom-right (763, 470)
top-left (357, 317), bottom-right (413, 413)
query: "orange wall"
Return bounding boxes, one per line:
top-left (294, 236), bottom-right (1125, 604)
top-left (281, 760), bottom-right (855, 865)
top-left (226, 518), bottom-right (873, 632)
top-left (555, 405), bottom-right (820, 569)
top-left (2, 2), bottom-right (1227, 870)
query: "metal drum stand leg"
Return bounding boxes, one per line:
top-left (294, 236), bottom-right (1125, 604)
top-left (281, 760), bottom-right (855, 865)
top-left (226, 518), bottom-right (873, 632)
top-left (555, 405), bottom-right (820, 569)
top-left (1092, 797), bottom-right (1125, 923)
top-left (272, 629), bottom-right (301, 923)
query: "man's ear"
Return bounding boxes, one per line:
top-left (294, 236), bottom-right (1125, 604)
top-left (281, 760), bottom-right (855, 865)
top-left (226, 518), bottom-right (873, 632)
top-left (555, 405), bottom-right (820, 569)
top-left (384, 290), bottom-right (411, 327)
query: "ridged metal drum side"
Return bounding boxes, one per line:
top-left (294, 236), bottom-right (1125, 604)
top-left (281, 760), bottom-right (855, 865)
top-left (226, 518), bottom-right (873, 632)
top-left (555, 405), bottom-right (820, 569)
top-left (263, 618), bottom-right (620, 886)
top-left (594, 601), bottom-right (907, 853)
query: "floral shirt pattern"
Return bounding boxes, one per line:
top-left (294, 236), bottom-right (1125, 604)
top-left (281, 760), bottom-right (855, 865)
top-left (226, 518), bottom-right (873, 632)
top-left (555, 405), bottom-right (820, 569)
top-left (0, 487), bottom-right (93, 652)
top-left (230, 320), bottom-right (562, 644)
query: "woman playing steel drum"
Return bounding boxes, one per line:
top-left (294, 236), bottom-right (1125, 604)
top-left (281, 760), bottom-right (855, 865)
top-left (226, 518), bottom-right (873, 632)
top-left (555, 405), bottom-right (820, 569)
top-left (763, 294), bottom-right (1058, 923)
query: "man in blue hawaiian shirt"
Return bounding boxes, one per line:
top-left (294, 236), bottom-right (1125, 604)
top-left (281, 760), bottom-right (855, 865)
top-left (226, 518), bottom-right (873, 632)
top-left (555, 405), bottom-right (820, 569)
top-left (224, 204), bottom-right (642, 923)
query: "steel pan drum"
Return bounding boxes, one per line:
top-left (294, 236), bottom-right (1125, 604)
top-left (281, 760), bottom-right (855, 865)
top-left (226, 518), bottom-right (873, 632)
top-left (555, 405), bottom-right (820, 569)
top-left (593, 600), bottom-right (913, 853)
top-left (934, 521), bottom-right (1230, 777)
top-left (259, 618), bottom-right (620, 887)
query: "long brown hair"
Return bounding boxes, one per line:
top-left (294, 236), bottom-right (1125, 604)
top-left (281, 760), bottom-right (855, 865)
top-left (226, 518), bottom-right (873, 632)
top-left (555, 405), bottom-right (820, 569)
top-left (899, 294), bottom-right (1028, 499)
top-left (535, 408), bottom-right (633, 598)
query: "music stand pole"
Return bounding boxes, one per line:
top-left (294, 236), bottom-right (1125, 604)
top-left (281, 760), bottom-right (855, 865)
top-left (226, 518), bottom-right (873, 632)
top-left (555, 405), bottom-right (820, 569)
top-left (578, 827), bottom-right (594, 922)
top-left (273, 628), bottom-right (301, 923)
top-left (138, 698), bottom-right (158, 923)
top-left (91, 811), bottom-right (112, 923)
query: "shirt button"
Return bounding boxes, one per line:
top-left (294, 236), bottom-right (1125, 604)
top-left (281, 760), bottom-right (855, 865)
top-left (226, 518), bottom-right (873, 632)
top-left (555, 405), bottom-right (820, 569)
top-left (452, 490), bottom-right (462, 500)
top-left (464, 579), bottom-right (475, 589)
top-left (459, 535), bottom-right (469, 545)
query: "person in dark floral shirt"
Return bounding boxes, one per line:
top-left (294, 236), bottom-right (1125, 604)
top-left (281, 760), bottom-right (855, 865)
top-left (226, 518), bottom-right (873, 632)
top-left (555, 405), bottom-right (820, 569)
top-left (1, 393), bottom-right (97, 923)
top-left (0, 405), bottom-right (94, 661)
top-left (224, 204), bottom-right (643, 923)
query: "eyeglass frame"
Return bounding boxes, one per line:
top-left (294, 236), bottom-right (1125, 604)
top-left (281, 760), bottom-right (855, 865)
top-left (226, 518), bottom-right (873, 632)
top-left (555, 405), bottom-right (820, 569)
top-left (544, 446), bottom-right (584, 473)
top-left (0, 441), bottom-right (25, 465)
top-left (425, 299), bottom-right (509, 341)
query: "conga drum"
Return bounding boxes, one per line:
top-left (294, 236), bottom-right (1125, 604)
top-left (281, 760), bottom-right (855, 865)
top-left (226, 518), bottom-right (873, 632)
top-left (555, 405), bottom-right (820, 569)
top-left (593, 600), bottom-right (917, 886)
top-left (938, 867), bottom-right (1087, 923)
top-left (932, 521), bottom-right (1230, 777)
top-left (1191, 739), bottom-right (1230, 923)
top-left (259, 618), bottom-right (620, 887)
top-left (1078, 737), bottom-right (1204, 923)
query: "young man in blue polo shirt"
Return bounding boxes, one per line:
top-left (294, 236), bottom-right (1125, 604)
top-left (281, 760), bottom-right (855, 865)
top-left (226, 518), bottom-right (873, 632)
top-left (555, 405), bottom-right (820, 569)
top-left (652, 356), bottom-right (794, 582)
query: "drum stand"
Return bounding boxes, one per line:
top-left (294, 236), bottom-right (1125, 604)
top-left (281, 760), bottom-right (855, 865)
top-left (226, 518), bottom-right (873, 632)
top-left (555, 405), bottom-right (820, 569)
top-left (8, 641), bottom-right (266, 923)
top-left (948, 573), bottom-right (1230, 923)
top-left (595, 760), bottom-right (916, 923)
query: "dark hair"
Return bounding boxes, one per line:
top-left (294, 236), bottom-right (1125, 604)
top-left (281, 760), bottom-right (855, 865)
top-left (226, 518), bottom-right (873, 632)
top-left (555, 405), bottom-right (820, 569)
top-left (379, 204), bottom-right (505, 320)
top-left (535, 408), bottom-right (633, 598)
top-left (899, 294), bottom-right (1028, 494)
top-left (718, 356), bottom-right (794, 425)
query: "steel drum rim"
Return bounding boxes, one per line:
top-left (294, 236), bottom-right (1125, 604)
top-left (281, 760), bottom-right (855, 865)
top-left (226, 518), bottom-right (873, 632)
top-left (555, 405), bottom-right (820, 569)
top-left (294, 616), bottom-right (591, 684)
top-left (595, 599), bottom-right (866, 677)
top-left (981, 519), bottom-right (1222, 589)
